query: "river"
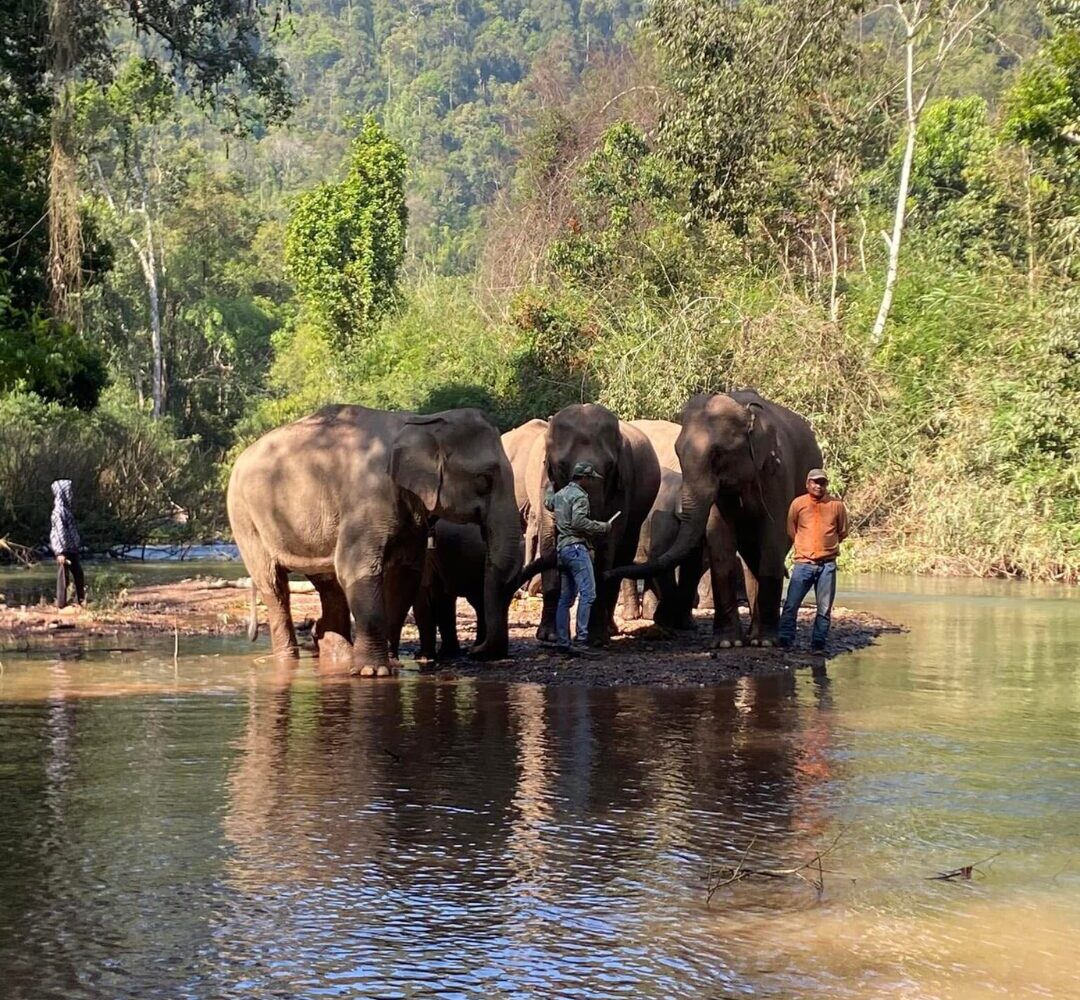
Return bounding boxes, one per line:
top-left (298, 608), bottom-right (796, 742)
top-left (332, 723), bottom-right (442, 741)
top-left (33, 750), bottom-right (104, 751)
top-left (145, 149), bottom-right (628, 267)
top-left (0, 575), bottom-right (1077, 998)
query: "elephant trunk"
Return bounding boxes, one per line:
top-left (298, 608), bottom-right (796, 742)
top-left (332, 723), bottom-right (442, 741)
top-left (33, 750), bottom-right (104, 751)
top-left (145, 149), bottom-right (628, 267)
top-left (472, 488), bottom-right (523, 660)
top-left (517, 549), bottom-right (557, 588)
top-left (608, 483), bottom-right (712, 581)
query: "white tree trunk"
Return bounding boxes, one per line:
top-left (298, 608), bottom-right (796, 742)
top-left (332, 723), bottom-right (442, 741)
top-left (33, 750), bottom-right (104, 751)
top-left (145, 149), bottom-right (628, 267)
top-left (872, 25), bottom-right (919, 346)
top-left (135, 212), bottom-right (164, 419)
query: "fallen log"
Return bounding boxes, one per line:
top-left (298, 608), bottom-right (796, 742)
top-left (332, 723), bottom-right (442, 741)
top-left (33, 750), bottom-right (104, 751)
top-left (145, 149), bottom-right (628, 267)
top-left (201, 576), bottom-right (316, 595)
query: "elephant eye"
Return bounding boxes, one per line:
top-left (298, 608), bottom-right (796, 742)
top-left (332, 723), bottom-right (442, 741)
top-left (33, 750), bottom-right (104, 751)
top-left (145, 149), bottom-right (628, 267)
top-left (475, 472), bottom-right (494, 495)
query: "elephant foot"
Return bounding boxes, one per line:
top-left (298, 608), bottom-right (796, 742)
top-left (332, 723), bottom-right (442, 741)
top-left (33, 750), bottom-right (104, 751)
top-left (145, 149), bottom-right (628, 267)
top-left (639, 624), bottom-right (676, 641)
top-left (436, 645), bottom-right (463, 661)
top-left (749, 637), bottom-right (778, 648)
top-left (469, 640), bottom-right (509, 661)
top-left (536, 623), bottom-right (559, 644)
top-left (316, 632), bottom-right (353, 661)
top-left (656, 612), bottom-right (696, 632)
top-left (712, 636), bottom-right (744, 650)
top-left (353, 663), bottom-right (394, 678)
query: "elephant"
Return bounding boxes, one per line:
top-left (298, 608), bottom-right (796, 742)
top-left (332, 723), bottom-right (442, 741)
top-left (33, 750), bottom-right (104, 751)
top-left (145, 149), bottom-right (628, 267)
top-left (404, 519), bottom-right (488, 662)
top-left (531, 403), bottom-right (660, 644)
top-left (226, 405), bottom-right (523, 673)
top-left (611, 390), bottom-right (823, 648)
top-left (620, 419), bottom-right (707, 628)
top-left (501, 418), bottom-right (548, 578)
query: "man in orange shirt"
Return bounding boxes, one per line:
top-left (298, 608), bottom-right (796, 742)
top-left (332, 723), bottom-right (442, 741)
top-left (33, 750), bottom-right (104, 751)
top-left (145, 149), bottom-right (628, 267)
top-left (778, 468), bottom-right (849, 653)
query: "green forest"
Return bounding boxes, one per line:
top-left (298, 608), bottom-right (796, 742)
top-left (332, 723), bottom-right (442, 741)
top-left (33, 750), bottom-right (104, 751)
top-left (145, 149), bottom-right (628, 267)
top-left (1, 0), bottom-right (1078, 581)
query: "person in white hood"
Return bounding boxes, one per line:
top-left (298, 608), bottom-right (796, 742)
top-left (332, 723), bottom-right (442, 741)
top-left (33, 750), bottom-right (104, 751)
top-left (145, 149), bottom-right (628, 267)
top-left (50, 480), bottom-right (85, 608)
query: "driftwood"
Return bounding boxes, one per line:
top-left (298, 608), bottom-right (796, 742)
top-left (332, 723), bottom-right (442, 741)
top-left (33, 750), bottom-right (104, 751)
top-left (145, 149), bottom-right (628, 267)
top-left (0, 537), bottom-right (38, 568)
top-left (705, 828), bottom-right (847, 905)
top-left (926, 853), bottom-right (1000, 881)
top-left (201, 576), bottom-right (316, 595)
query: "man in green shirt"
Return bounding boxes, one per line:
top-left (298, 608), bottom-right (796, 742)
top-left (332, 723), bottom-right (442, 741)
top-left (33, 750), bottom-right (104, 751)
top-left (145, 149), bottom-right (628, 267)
top-left (544, 461), bottom-right (620, 655)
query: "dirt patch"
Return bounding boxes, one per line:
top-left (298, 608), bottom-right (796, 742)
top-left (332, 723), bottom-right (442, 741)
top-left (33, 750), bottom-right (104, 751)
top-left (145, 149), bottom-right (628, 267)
top-left (436, 603), bottom-right (904, 687)
top-left (0, 576), bottom-right (314, 645)
top-left (0, 576), bottom-right (904, 686)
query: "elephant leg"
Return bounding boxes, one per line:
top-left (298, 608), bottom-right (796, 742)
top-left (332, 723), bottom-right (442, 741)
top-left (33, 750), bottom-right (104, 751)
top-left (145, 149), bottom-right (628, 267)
top-left (620, 577), bottom-right (642, 621)
top-left (651, 512), bottom-right (695, 630)
top-left (536, 511), bottom-right (561, 643)
top-left (336, 536), bottom-right (393, 675)
top-left (706, 509), bottom-right (743, 648)
top-left (697, 567), bottom-right (714, 610)
top-left (308, 574), bottom-right (352, 661)
top-left (641, 587), bottom-right (659, 620)
top-left (591, 574), bottom-right (621, 645)
top-left (384, 563), bottom-right (421, 668)
top-left (413, 583), bottom-right (439, 662)
top-left (251, 563), bottom-right (298, 658)
top-left (436, 595), bottom-right (463, 659)
top-left (744, 555), bottom-right (784, 646)
top-left (472, 596), bottom-right (487, 648)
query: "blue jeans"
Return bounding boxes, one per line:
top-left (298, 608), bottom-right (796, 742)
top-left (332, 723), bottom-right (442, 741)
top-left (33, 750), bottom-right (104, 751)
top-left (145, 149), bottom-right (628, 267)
top-left (779, 560), bottom-right (837, 649)
top-left (556, 543), bottom-right (597, 647)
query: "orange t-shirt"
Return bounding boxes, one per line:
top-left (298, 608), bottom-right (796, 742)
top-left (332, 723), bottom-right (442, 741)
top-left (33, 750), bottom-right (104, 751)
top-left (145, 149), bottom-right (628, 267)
top-left (787, 494), bottom-right (849, 563)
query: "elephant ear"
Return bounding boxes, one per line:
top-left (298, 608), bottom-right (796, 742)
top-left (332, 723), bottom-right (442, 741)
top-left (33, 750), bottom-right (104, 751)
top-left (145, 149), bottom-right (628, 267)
top-left (389, 418), bottom-right (445, 513)
top-left (746, 402), bottom-right (781, 474)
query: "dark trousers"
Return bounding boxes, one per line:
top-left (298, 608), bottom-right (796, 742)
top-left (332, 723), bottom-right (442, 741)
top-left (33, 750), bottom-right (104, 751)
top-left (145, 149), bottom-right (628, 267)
top-left (56, 554), bottom-right (86, 608)
top-left (779, 560), bottom-right (837, 649)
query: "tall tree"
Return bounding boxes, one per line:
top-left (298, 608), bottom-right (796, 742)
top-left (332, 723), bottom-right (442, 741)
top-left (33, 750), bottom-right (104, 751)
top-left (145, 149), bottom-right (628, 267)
top-left (42, 0), bottom-right (293, 326)
top-left (284, 116), bottom-right (408, 352)
top-left (80, 58), bottom-right (177, 416)
top-left (870, 1), bottom-right (992, 344)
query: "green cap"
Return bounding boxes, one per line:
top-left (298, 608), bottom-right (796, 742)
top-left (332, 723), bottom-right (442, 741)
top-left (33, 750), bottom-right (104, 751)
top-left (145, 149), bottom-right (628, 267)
top-left (807, 468), bottom-right (829, 483)
top-left (572, 461), bottom-right (603, 480)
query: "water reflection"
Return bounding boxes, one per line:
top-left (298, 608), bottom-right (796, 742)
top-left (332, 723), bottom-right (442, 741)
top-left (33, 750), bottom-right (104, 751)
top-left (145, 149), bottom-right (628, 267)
top-left (0, 576), bottom-right (1078, 997)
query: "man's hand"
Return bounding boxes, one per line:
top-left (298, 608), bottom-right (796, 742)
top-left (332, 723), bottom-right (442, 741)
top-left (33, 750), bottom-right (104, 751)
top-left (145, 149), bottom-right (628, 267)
top-left (56, 554), bottom-right (67, 566)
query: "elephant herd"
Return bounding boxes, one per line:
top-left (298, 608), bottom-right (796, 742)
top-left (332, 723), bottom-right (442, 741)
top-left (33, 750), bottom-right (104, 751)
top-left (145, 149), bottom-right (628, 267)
top-left (226, 391), bottom-right (824, 676)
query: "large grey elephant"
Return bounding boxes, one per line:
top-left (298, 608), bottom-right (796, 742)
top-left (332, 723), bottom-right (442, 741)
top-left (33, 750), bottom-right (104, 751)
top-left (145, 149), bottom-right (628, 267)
top-left (227, 405), bottom-right (523, 672)
top-left (622, 419), bottom-right (706, 628)
top-left (501, 418), bottom-right (548, 574)
top-left (402, 421), bottom-right (546, 661)
top-left (612, 391), bottom-right (822, 647)
top-left (531, 403), bottom-right (660, 644)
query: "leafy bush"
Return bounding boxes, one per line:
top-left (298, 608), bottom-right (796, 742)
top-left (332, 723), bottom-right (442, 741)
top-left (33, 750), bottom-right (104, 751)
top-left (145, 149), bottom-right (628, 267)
top-left (0, 390), bottom-right (218, 554)
top-left (0, 298), bottom-right (108, 410)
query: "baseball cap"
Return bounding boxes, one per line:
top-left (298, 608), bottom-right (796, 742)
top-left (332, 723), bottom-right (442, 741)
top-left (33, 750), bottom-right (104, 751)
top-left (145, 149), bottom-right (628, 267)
top-left (572, 461), bottom-right (603, 479)
top-left (806, 468), bottom-right (829, 483)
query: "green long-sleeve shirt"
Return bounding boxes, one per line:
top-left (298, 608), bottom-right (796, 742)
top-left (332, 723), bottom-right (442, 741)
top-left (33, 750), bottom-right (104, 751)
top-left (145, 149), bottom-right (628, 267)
top-left (544, 481), bottom-right (609, 551)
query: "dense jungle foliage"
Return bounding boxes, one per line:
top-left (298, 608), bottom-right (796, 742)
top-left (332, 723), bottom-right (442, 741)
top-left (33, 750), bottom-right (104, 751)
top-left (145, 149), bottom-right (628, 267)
top-left (1, 0), bottom-right (1078, 581)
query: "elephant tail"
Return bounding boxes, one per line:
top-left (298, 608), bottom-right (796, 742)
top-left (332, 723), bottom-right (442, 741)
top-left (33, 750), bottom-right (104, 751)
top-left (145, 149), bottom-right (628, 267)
top-left (247, 582), bottom-right (259, 642)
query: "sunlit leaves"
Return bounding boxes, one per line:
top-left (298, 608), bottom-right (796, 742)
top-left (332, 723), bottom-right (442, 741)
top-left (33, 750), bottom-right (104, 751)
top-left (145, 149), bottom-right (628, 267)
top-left (284, 116), bottom-right (407, 352)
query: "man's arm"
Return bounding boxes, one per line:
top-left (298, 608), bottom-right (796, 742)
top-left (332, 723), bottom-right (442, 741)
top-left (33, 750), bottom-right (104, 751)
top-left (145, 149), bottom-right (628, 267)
top-left (543, 486), bottom-right (555, 513)
top-left (786, 498), bottom-right (800, 542)
top-left (568, 492), bottom-right (609, 537)
top-left (836, 501), bottom-right (850, 542)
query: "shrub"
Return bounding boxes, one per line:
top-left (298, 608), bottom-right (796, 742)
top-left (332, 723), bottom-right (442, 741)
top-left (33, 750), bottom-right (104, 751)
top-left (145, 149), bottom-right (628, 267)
top-left (0, 390), bottom-right (216, 554)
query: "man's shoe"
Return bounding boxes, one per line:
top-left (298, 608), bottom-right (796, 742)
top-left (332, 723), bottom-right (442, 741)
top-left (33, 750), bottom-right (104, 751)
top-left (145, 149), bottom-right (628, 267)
top-left (777, 638), bottom-right (792, 649)
top-left (557, 644), bottom-right (579, 657)
top-left (571, 644), bottom-right (602, 659)
top-left (810, 643), bottom-right (826, 654)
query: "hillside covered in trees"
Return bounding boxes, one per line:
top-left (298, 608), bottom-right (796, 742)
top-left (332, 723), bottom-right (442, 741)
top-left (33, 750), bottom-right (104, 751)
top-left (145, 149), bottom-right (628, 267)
top-left (1, 0), bottom-right (1078, 581)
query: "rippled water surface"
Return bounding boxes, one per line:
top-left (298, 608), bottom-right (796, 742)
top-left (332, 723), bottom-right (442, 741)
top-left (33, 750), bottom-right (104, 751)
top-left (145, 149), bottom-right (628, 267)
top-left (1, 575), bottom-right (1078, 998)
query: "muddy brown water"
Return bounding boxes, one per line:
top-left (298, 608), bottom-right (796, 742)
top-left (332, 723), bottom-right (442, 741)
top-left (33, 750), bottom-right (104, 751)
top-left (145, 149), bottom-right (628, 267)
top-left (0, 574), bottom-right (1077, 998)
